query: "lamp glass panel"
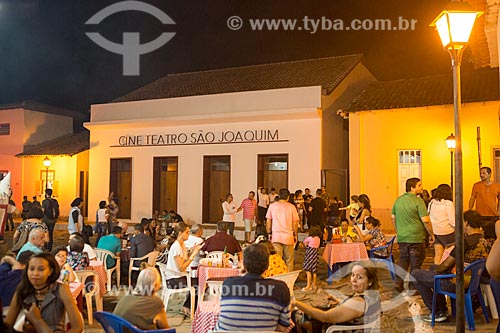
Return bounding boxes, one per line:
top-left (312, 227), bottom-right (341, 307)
top-left (448, 12), bottom-right (478, 43)
top-left (436, 14), bottom-right (451, 47)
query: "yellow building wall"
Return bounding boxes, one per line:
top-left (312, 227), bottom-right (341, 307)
top-left (21, 155), bottom-right (79, 217)
top-left (349, 101), bottom-right (500, 232)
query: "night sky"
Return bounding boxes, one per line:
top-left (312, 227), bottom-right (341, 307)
top-left (0, 0), bottom-right (474, 115)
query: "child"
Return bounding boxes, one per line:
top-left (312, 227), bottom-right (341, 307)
top-left (302, 225), bottom-right (322, 291)
top-left (339, 195), bottom-right (360, 221)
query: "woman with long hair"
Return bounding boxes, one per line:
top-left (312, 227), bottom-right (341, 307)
top-left (352, 194), bottom-right (371, 236)
top-left (165, 222), bottom-right (202, 317)
top-left (428, 184), bottom-right (455, 264)
top-left (294, 261), bottom-right (380, 331)
top-left (5, 252), bottom-right (83, 333)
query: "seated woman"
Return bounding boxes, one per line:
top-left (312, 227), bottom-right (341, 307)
top-left (51, 246), bottom-right (77, 283)
top-left (257, 239), bottom-right (288, 278)
top-left (5, 252), bottom-right (84, 333)
top-left (113, 267), bottom-right (169, 330)
top-left (165, 222), bottom-right (202, 316)
top-left (293, 261), bottom-right (381, 331)
top-left (67, 234), bottom-right (89, 271)
top-left (354, 217), bottom-right (387, 257)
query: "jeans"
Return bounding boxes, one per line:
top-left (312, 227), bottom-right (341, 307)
top-left (43, 217), bottom-right (57, 251)
top-left (95, 223), bottom-right (108, 247)
top-left (226, 222), bottom-right (235, 236)
top-left (413, 266), bottom-right (453, 314)
top-left (273, 242), bottom-right (295, 272)
top-left (396, 242), bottom-right (425, 289)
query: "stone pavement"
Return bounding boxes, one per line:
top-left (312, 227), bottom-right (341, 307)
top-left (1, 220), bottom-right (498, 333)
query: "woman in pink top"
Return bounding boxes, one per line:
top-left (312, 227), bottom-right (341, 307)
top-left (302, 226), bottom-right (322, 291)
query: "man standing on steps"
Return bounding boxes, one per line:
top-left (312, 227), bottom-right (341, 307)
top-left (42, 188), bottom-right (59, 251)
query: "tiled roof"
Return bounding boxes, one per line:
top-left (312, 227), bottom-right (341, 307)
top-left (346, 68), bottom-right (500, 112)
top-left (0, 100), bottom-right (86, 120)
top-left (16, 131), bottom-right (90, 157)
top-left (114, 55), bottom-right (364, 102)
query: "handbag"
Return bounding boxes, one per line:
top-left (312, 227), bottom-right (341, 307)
top-left (12, 225), bottom-right (30, 252)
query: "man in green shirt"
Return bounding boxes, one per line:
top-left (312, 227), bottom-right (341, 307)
top-left (97, 226), bottom-right (122, 268)
top-left (391, 177), bottom-right (434, 292)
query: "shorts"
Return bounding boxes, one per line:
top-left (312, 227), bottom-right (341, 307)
top-left (435, 232), bottom-right (455, 246)
top-left (244, 219), bottom-right (253, 232)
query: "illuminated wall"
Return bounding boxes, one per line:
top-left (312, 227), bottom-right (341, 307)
top-left (349, 101), bottom-right (500, 232)
top-left (86, 87), bottom-right (323, 225)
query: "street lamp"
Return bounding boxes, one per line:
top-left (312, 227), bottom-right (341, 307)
top-left (43, 156), bottom-right (51, 192)
top-left (446, 133), bottom-right (456, 188)
top-left (431, 2), bottom-right (482, 332)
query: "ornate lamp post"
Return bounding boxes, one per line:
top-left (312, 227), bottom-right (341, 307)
top-left (446, 133), bottom-right (456, 188)
top-left (431, 2), bottom-right (482, 332)
top-left (43, 156), bottom-right (51, 192)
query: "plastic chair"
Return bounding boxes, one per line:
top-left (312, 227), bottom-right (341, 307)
top-left (75, 270), bottom-right (103, 325)
top-left (369, 235), bottom-right (396, 281)
top-left (270, 270), bottom-right (301, 299)
top-left (95, 248), bottom-right (121, 291)
top-left (432, 259), bottom-right (490, 330)
top-left (201, 280), bottom-right (224, 302)
top-left (94, 311), bottom-right (176, 333)
top-left (157, 263), bottom-right (195, 319)
top-left (129, 250), bottom-right (160, 287)
top-left (480, 283), bottom-right (499, 319)
top-left (326, 317), bottom-right (380, 333)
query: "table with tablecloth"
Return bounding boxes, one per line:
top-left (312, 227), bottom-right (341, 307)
top-left (322, 242), bottom-right (369, 282)
top-left (197, 265), bottom-right (241, 302)
top-left (88, 260), bottom-right (107, 296)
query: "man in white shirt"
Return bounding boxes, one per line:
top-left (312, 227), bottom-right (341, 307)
top-left (222, 194), bottom-right (240, 237)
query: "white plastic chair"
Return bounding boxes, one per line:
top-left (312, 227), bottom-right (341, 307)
top-left (481, 283), bottom-right (499, 319)
top-left (75, 270), bottom-right (103, 325)
top-left (94, 249), bottom-right (121, 292)
top-left (157, 262), bottom-right (195, 319)
top-left (326, 318), bottom-right (380, 333)
top-left (201, 280), bottom-right (224, 302)
top-left (128, 250), bottom-right (160, 287)
top-left (270, 270), bottom-right (301, 299)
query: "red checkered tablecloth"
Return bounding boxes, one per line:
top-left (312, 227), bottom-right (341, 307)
top-left (322, 242), bottom-right (368, 268)
top-left (191, 300), bottom-right (220, 333)
top-left (89, 260), bottom-right (107, 296)
top-left (198, 265), bottom-right (241, 300)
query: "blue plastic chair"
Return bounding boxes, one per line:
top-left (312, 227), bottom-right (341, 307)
top-left (432, 259), bottom-right (490, 330)
top-left (94, 311), bottom-right (176, 333)
top-left (369, 235), bottom-right (396, 281)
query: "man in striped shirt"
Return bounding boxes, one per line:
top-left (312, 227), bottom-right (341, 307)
top-left (239, 191), bottom-right (258, 243)
top-left (215, 243), bottom-right (291, 332)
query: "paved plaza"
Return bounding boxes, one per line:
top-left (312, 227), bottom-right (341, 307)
top-left (0, 221), bottom-right (498, 333)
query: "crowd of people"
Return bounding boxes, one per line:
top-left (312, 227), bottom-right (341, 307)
top-left (1, 165), bottom-right (500, 332)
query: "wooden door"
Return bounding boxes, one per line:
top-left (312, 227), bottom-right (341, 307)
top-left (153, 157), bottom-right (178, 213)
top-left (257, 154), bottom-right (288, 191)
top-left (203, 156), bottom-right (230, 223)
